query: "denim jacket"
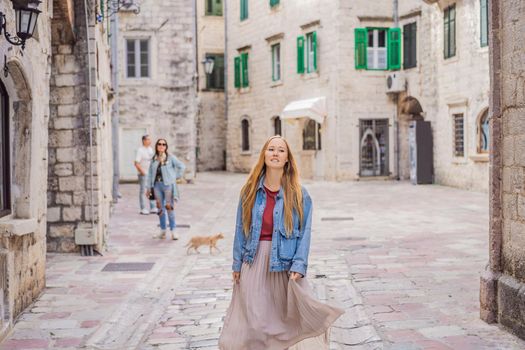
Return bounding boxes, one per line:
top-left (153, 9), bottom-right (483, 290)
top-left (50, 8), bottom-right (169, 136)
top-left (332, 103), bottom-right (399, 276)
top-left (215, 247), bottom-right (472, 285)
top-left (232, 176), bottom-right (313, 277)
top-left (147, 154), bottom-right (186, 200)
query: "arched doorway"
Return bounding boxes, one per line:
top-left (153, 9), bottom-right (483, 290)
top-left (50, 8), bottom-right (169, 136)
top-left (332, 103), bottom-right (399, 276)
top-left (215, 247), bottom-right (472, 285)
top-left (398, 96), bottom-right (424, 180)
top-left (359, 119), bottom-right (389, 176)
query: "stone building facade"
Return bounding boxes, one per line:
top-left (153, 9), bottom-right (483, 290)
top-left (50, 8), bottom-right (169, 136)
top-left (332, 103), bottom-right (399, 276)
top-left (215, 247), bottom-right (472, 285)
top-left (480, 0), bottom-right (525, 340)
top-left (196, 0), bottom-right (226, 171)
top-left (226, 0), bottom-right (490, 191)
top-left (0, 0), bottom-right (51, 340)
top-left (47, 0), bottom-right (114, 253)
top-left (117, 0), bottom-right (197, 182)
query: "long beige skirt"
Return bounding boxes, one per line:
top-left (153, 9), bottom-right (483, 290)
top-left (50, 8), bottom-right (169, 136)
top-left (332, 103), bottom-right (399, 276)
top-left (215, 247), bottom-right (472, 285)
top-left (219, 241), bottom-right (344, 350)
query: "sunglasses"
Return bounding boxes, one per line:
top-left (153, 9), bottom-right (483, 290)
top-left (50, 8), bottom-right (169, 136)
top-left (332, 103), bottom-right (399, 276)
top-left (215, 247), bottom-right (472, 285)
top-left (157, 143), bottom-right (167, 146)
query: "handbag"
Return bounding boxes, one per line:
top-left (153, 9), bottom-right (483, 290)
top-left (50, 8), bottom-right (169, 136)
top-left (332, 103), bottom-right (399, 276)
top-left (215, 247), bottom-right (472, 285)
top-left (148, 188), bottom-right (155, 200)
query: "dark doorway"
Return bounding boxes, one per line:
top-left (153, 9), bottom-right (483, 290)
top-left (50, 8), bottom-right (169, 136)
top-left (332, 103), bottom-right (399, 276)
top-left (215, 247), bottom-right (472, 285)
top-left (359, 119), bottom-right (389, 176)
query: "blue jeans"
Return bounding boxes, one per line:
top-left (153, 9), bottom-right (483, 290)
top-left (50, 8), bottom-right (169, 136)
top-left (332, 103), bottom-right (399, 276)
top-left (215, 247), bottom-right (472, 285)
top-left (153, 181), bottom-right (176, 231)
top-left (139, 175), bottom-right (156, 211)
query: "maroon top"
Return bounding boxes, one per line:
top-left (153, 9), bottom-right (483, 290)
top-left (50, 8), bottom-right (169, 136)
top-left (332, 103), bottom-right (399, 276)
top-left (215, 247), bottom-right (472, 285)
top-left (260, 186), bottom-right (279, 241)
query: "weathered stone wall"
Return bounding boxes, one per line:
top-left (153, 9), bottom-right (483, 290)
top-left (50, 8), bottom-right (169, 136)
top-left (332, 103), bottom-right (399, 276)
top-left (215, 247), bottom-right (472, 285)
top-left (0, 0), bottom-right (52, 340)
top-left (480, 0), bottom-right (525, 339)
top-left (118, 0), bottom-right (197, 179)
top-left (196, 0), bottom-right (226, 171)
top-left (48, 0), bottom-right (114, 253)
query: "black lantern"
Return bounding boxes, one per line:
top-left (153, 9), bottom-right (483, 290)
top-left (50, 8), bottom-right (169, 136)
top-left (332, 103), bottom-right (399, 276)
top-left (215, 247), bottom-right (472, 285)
top-left (202, 57), bottom-right (215, 75)
top-left (1, 0), bottom-right (41, 49)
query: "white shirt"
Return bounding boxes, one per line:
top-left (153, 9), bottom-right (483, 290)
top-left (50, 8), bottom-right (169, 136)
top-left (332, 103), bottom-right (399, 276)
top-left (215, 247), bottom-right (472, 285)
top-left (135, 145), bottom-right (154, 174)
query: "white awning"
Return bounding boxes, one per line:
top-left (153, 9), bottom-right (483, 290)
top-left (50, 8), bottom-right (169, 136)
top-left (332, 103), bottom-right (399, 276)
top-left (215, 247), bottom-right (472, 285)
top-left (281, 97), bottom-right (327, 124)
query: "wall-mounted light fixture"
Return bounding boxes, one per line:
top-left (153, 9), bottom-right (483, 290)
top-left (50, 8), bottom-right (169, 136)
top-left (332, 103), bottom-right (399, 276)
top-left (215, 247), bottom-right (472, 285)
top-left (202, 57), bottom-right (215, 75)
top-left (0, 0), bottom-right (41, 50)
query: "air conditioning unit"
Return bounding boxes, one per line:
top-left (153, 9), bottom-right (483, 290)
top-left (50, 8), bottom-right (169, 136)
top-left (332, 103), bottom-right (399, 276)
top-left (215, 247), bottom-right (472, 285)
top-left (386, 72), bottom-right (406, 94)
top-left (119, 0), bottom-right (140, 13)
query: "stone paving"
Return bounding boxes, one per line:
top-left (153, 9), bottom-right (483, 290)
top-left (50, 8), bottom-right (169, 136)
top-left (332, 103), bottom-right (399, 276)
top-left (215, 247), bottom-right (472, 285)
top-left (1, 172), bottom-right (525, 349)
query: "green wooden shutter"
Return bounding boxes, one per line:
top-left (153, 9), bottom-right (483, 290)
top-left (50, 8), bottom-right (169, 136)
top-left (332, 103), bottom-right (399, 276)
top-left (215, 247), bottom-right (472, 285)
top-left (297, 36), bottom-right (305, 74)
top-left (354, 28), bottom-right (367, 69)
top-left (234, 56), bottom-right (241, 88)
top-left (240, 0), bottom-right (248, 20)
top-left (270, 0), bottom-right (279, 6)
top-left (241, 53), bottom-right (249, 87)
top-left (312, 31), bottom-right (318, 71)
top-left (388, 28), bottom-right (401, 70)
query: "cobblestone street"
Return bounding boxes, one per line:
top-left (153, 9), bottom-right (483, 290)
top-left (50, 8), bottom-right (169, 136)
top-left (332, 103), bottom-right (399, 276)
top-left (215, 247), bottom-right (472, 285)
top-left (1, 172), bottom-right (525, 350)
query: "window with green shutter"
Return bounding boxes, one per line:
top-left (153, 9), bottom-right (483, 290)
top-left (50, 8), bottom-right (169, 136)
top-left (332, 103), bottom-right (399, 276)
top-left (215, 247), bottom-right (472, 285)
top-left (355, 27), bottom-right (403, 71)
top-left (270, 0), bottom-right (279, 7)
top-left (234, 56), bottom-right (241, 88)
top-left (306, 31), bottom-right (317, 73)
top-left (444, 5), bottom-right (456, 59)
top-left (241, 53), bottom-right (249, 87)
top-left (240, 0), bottom-right (248, 21)
top-left (297, 36), bottom-right (305, 74)
top-left (354, 28), bottom-right (367, 69)
top-left (206, 0), bottom-right (223, 16)
top-left (403, 22), bottom-right (417, 69)
top-left (272, 43), bottom-right (281, 81)
top-left (480, 0), bottom-right (488, 47)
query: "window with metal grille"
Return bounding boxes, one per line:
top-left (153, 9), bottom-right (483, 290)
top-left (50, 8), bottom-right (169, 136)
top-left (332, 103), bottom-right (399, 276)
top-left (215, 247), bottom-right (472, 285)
top-left (205, 54), bottom-right (224, 90)
top-left (241, 119), bottom-right (250, 151)
top-left (126, 38), bottom-right (150, 78)
top-left (206, 0), bottom-right (223, 16)
top-left (0, 81), bottom-right (9, 218)
top-left (478, 109), bottom-right (489, 153)
top-left (453, 113), bottom-right (464, 157)
top-left (273, 116), bottom-right (281, 136)
top-left (303, 120), bottom-right (321, 150)
top-left (444, 5), bottom-right (456, 59)
top-left (403, 22), bottom-right (417, 69)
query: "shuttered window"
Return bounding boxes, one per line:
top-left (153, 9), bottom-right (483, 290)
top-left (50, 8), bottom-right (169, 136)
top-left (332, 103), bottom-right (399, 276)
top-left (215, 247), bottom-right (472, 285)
top-left (270, 0), bottom-right (279, 7)
top-left (480, 0), bottom-right (488, 47)
top-left (403, 22), bottom-right (417, 69)
top-left (240, 0), bottom-right (248, 21)
top-left (444, 5), bottom-right (456, 59)
top-left (355, 28), bottom-right (400, 71)
top-left (306, 32), bottom-right (317, 73)
top-left (206, 0), bottom-right (223, 16)
top-left (234, 53), bottom-right (249, 88)
top-left (297, 32), bottom-right (317, 74)
top-left (272, 43), bottom-right (281, 81)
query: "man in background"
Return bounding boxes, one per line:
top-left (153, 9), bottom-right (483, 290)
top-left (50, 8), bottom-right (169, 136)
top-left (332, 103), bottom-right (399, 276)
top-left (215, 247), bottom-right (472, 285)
top-left (135, 135), bottom-right (157, 214)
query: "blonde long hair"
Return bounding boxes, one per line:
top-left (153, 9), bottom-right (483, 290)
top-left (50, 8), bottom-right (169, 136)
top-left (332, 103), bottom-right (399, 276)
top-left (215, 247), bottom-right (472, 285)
top-left (240, 136), bottom-right (303, 237)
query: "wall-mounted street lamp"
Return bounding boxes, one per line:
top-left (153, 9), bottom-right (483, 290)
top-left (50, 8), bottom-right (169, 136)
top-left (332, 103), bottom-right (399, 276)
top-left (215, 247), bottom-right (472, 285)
top-left (0, 0), bottom-right (41, 50)
top-left (202, 57), bottom-right (215, 75)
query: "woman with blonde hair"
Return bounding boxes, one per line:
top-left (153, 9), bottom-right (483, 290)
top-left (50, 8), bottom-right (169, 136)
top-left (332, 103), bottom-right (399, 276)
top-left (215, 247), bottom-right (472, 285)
top-left (219, 135), bottom-right (343, 350)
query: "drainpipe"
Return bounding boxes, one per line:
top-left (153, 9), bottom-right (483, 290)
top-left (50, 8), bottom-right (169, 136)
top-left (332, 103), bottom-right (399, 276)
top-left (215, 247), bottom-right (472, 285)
top-left (110, 0), bottom-right (120, 202)
top-left (223, 0), bottom-right (228, 170)
top-left (84, 0), bottom-right (95, 229)
top-left (393, 0), bottom-right (400, 180)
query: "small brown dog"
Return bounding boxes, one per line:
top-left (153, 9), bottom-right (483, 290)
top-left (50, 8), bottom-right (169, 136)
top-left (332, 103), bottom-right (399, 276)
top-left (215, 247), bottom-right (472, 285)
top-left (185, 233), bottom-right (225, 255)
